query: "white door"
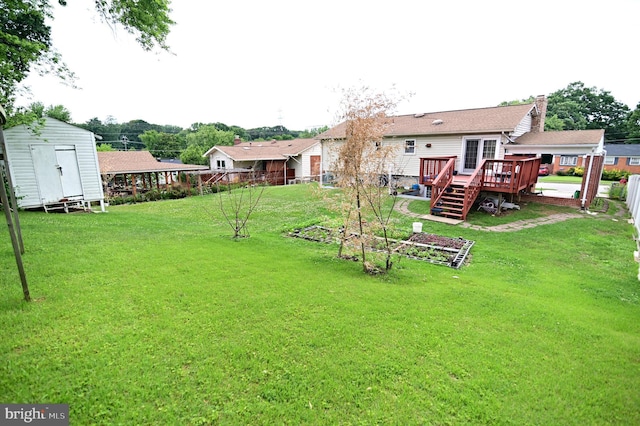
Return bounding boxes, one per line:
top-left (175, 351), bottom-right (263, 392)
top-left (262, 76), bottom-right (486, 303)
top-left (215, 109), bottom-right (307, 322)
top-left (31, 145), bottom-right (64, 203)
top-left (30, 145), bottom-right (83, 203)
top-left (462, 138), bottom-right (497, 173)
top-left (55, 146), bottom-right (83, 197)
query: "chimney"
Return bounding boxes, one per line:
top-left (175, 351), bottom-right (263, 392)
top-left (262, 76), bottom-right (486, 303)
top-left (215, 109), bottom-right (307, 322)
top-left (531, 95), bottom-right (548, 133)
top-left (234, 135), bottom-right (241, 145)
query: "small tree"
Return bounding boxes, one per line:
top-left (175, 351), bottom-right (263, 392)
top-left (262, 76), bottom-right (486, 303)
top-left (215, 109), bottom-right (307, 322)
top-left (330, 85), bottom-right (405, 273)
top-left (213, 165), bottom-right (269, 239)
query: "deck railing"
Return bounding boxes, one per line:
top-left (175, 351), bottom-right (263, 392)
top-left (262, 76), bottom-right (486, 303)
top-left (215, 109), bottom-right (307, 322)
top-left (479, 157), bottom-right (540, 194)
top-left (420, 156), bottom-right (457, 186)
top-left (420, 156), bottom-right (542, 220)
top-left (462, 162), bottom-right (485, 218)
top-left (428, 157), bottom-right (456, 213)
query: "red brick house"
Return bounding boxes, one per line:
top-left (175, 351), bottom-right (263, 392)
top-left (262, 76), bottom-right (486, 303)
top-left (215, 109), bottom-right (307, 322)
top-left (603, 144), bottom-right (640, 175)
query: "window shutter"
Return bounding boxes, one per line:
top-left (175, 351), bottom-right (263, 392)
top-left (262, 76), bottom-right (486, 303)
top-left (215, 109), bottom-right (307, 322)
top-left (614, 157), bottom-right (618, 165)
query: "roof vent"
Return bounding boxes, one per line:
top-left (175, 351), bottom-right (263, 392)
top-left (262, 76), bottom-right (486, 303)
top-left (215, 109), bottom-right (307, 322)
top-left (414, 113), bottom-right (425, 118)
top-left (432, 119), bottom-right (444, 125)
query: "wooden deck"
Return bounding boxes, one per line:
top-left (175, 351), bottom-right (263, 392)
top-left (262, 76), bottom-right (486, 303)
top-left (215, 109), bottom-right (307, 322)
top-left (420, 157), bottom-right (541, 220)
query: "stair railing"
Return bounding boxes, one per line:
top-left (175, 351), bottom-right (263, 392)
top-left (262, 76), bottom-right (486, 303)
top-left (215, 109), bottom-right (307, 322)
top-left (429, 157), bottom-right (456, 215)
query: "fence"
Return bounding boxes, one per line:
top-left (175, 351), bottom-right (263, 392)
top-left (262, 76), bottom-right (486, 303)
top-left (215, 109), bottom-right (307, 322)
top-left (626, 175), bottom-right (640, 236)
top-left (625, 175), bottom-right (640, 281)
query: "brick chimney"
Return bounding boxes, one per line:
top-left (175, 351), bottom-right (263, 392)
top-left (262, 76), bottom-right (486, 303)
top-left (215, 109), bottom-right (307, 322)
top-left (530, 95), bottom-right (548, 133)
top-left (233, 135), bottom-right (241, 145)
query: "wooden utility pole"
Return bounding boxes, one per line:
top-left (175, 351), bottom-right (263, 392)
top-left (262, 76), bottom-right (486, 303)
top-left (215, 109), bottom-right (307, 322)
top-left (0, 105), bottom-right (30, 301)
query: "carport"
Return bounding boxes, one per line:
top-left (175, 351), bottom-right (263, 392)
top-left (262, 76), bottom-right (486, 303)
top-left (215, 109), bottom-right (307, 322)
top-left (97, 151), bottom-right (208, 197)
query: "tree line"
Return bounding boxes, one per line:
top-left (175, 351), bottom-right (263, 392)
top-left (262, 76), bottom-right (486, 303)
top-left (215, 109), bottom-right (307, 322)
top-left (501, 81), bottom-right (640, 143)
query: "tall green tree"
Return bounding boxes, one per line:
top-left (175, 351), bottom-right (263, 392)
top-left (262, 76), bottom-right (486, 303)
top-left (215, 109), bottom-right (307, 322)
top-left (626, 102), bottom-right (640, 143)
top-left (0, 0), bottom-right (174, 114)
top-left (44, 104), bottom-right (71, 122)
top-left (5, 101), bottom-right (70, 126)
top-left (139, 129), bottom-right (186, 158)
top-left (546, 81), bottom-right (630, 140)
top-left (181, 125), bottom-right (234, 165)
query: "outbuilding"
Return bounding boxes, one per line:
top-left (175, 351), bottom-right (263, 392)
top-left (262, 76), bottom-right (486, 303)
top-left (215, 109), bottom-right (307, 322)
top-left (2, 118), bottom-right (105, 212)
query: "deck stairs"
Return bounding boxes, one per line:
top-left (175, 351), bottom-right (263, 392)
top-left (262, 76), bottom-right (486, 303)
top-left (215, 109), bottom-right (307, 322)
top-left (430, 182), bottom-right (466, 220)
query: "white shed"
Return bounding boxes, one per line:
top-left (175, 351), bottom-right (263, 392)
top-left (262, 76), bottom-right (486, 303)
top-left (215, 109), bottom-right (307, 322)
top-left (2, 118), bottom-right (105, 212)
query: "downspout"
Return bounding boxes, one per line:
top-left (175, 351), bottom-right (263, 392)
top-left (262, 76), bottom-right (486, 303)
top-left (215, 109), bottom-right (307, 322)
top-left (501, 131), bottom-right (516, 144)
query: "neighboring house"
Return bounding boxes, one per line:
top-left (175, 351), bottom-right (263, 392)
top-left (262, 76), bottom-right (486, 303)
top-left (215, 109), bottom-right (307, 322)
top-left (507, 129), bottom-right (605, 173)
top-left (603, 144), bottom-right (640, 175)
top-left (203, 138), bottom-right (321, 185)
top-left (2, 118), bottom-right (105, 212)
top-left (318, 96), bottom-right (549, 180)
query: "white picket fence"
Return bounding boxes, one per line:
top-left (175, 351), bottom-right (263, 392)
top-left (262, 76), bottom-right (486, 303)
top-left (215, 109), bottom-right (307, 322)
top-left (625, 175), bottom-right (640, 280)
top-left (627, 175), bottom-right (640, 236)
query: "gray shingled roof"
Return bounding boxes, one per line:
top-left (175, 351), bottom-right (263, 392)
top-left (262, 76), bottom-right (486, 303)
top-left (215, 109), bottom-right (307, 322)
top-left (317, 103), bottom-right (536, 139)
top-left (203, 138), bottom-right (319, 161)
top-left (604, 144), bottom-right (640, 156)
top-left (513, 129), bottom-right (604, 146)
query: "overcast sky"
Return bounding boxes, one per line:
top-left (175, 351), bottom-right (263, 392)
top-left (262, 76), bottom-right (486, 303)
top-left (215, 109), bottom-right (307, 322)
top-left (16, 0), bottom-right (640, 131)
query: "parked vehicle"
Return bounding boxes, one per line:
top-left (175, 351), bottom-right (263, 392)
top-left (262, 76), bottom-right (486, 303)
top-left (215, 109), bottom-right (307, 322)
top-left (538, 166), bottom-right (550, 176)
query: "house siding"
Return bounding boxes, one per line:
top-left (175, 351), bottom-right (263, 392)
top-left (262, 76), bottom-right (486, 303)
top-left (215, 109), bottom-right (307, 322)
top-left (3, 119), bottom-right (104, 209)
top-left (291, 143), bottom-right (321, 179)
top-left (513, 114), bottom-right (533, 137)
top-left (209, 152), bottom-right (235, 170)
top-left (395, 135), bottom-right (463, 175)
top-left (321, 134), bottom-right (509, 178)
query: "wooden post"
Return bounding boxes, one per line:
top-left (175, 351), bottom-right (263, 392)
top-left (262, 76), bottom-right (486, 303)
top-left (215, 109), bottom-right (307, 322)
top-left (0, 106), bottom-right (30, 301)
top-left (132, 173), bottom-right (137, 196)
top-left (198, 173), bottom-right (203, 195)
top-left (0, 131), bottom-right (24, 254)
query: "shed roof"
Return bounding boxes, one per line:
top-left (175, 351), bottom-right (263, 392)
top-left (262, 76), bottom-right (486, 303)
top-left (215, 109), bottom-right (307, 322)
top-left (604, 144), bottom-right (640, 157)
top-left (317, 103), bottom-right (537, 139)
top-left (203, 138), bottom-right (319, 161)
top-left (513, 129), bottom-right (604, 146)
top-left (98, 151), bottom-right (208, 175)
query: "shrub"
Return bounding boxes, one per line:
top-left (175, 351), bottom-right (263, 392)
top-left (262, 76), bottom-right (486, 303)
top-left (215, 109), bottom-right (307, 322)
top-left (556, 169), bottom-right (570, 176)
top-left (572, 166), bottom-right (584, 176)
top-left (601, 168), bottom-right (630, 181)
top-left (608, 183), bottom-right (628, 200)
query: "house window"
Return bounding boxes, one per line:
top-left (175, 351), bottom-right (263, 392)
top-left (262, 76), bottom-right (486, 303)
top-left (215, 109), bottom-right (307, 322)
top-left (604, 156), bottom-right (616, 165)
top-left (629, 157), bottom-right (640, 166)
top-left (560, 156), bottom-right (578, 166)
top-left (482, 140), bottom-right (497, 159)
top-left (216, 159), bottom-right (226, 169)
top-left (404, 139), bottom-right (416, 154)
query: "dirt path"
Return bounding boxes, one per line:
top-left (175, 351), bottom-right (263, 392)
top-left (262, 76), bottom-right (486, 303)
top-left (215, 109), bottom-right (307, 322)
top-left (395, 198), bottom-right (627, 232)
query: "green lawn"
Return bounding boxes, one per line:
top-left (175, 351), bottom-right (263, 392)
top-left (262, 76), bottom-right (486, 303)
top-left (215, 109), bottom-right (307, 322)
top-left (1, 184), bottom-right (639, 425)
top-left (538, 175), bottom-right (584, 184)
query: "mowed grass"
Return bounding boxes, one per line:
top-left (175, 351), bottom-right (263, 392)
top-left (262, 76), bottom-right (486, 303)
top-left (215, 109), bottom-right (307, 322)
top-left (1, 184), bottom-right (639, 425)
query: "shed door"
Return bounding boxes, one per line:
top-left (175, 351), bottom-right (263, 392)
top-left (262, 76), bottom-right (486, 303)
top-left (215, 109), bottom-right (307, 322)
top-left (30, 145), bottom-right (83, 203)
top-left (31, 145), bottom-right (64, 203)
top-left (55, 146), bottom-right (83, 197)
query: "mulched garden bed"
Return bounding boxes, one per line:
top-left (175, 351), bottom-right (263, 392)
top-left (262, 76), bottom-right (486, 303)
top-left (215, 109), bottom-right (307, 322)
top-left (288, 225), bottom-right (474, 269)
